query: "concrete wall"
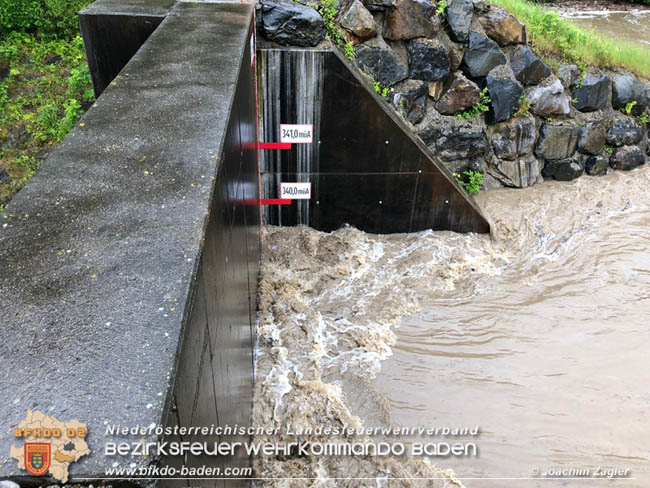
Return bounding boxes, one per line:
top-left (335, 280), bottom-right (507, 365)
top-left (0, 2), bottom-right (259, 485)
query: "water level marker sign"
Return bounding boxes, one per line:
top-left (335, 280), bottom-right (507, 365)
top-left (280, 124), bottom-right (313, 144)
top-left (281, 182), bottom-right (311, 200)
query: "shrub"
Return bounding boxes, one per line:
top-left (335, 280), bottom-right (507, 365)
top-left (0, 0), bottom-right (92, 39)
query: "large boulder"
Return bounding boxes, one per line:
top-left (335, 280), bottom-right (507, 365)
top-left (510, 46), bottom-right (551, 85)
top-left (260, 0), bottom-right (326, 47)
top-left (611, 75), bottom-right (649, 116)
top-left (543, 157), bottom-right (585, 181)
top-left (572, 74), bottom-right (611, 112)
top-left (583, 153), bottom-right (609, 176)
top-left (435, 71), bottom-right (481, 115)
top-left (387, 80), bottom-right (428, 124)
top-left (606, 118), bottom-right (643, 147)
top-left (488, 115), bottom-right (536, 160)
top-left (577, 122), bottom-right (606, 155)
top-left (558, 64), bottom-right (580, 89)
top-left (384, 0), bottom-right (439, 40)
top-left (477, 7), bottom-right (525, 47)
top-left (609, 145), bottom-right (646, 170)
top-left (356, 36), bottom-right (409, 86)
top-left (528, 79), bottom-right (570, 117)
top-left (489, 156), bottom-right (542, 188)
top-left (407, 39), bottom-right (450, 81)
top-left (485, 65), bottom-right (523, 124)
top-left (535, 124), bottom-right (579, 161)
top-left (419, 121), bottom-right (490, 161)
top-left (447, 0), bottom-right (474, 43)
top-left (341, 0), bottom-right (377, 39)
top-left (363, 0), bottom-right (397, 10)
top-left (462, 32), bottom-right (506, 79)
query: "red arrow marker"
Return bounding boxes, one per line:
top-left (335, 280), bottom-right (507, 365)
top-left (258, 142), bottom-right (292, 150)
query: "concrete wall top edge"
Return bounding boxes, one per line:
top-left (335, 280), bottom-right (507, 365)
top-left (80, 0), bottom-right (176, 16)
top-left (0, 2), bottom-right (254, 481)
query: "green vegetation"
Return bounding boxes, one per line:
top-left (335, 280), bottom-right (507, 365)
top-left (604, 145), bottom-right (614, 155)
top-left (456, 88), bottom-right (491, 119)
top-left (344, 41), bottom-right (356, 60)
top-left (0, 0), bottom-right (93, 205)
top-left (435, 0), bottom-right (448, 19)
top-left (453, 170), bottom-right (484, 195)
top-left (488, 0), bottom-right (650, 78)
top-left (373, 80), bottom-right (389, 98)
top-left (639, 112), bottom-right (649, 125)
top-left (320, 0), bottom-right (343, 47)
top-left (623, 101), bottom-right (637, 115)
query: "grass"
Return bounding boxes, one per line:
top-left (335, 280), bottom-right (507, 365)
top-left (489, 0), bottom-right (650, 78)
top-left (0, 32), bottom-right (93, 205)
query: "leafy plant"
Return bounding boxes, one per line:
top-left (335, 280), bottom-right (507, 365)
top-left (622, 100), bottom-right (637, 115)
top-left (456, 88), bottom-right (491, 119)
top-left (373, 80), bottom-right (389, 97)
top-left (638, 112), bottom-right (649, 124)
top-left (435, 0), bottom-right (447, 18)
top-left (0, 203), bottom-right (5, 213)
top-left (344, 41), bottom-right (355, 60)
top-left (319, 0), bottom-right (343, 47)
top-left (453, 170), bottom-right (484, 195)
top-left (604, 145), bottom-right (613, 155)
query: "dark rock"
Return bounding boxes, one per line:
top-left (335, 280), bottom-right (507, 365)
top-left (488, 156), bottom-right (542, 188)
top-left (407, 39), bottom-right (450, 82)
top-left (435, 71), bottom-right (481, 115)
top-left (542, 157), bottom-right (585, 181)
top-left (439, 30), bottom-right (466, 71)
top-left (364, 0), bottom-right (397, 10)
top-left (356, 36), bottom-right (409, 86)
top-left (260, 0), bottom-right (326, 47)
top-left (0, 169), bottom-right (10, 184)
top-left (384, 0), bottom-right (439, 40)
top-left (510, 46), bottom-right (551, 85)
top-left (488, 115), bottom-right (536, 160)
top-left (572, 74), bottom-right (611, 112)
top-left (528, 80), bottom-right (570, 117)
top-left (558, 64), bottom-right (580, 89)
top-left (612, 75), bottom-right (649, 115)
top-left (462, 32), bottom-right (506, 79)
top-left (419, 121), bottom-right (490, 161)
top-left (477, 6), bottom-right (525, 47)
top-left (447, 0), bottom-right (474, 43)
top-left (535, 124), bottom-right (579, 161)
top-left (388, 80), bottom-right (428, 124)
top-left (341, 0), bottom-right (377, 39)
top-left (609, 145), bottom-right (645, 170)
top-left (485, 65), bottom-right (523, 124)
top-left (583, 153), bottom-right (609, 176)
top-left (577, 122), bottom-right (606, 155)
top-left (473, 0), bottom-right (490, 14)
top-left (606, 118), bottom-right (642, 147)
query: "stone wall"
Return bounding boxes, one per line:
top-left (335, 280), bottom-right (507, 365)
top-left (255, 0), bottom-right (649, 189)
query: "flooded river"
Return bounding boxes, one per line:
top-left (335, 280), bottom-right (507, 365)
top-left (559, 7), bottom-right (650, 47)
top-left (253, 164), bottom-right (650, 487)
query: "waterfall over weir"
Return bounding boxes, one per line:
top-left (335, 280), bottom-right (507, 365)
top-left (259, 49), bottom-right (324, 226)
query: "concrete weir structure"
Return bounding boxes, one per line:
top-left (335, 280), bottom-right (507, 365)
top-left (0, 1), bottom-right (488, 486)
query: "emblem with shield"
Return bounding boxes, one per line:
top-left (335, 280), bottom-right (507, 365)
top-left (24, 443), bottom-right (51, 476)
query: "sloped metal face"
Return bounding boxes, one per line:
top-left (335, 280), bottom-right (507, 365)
top-left (259, 49), bottom-right (490, 234)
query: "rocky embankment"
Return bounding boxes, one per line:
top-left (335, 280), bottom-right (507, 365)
top-left (255, 0), bottom-right (649, 189)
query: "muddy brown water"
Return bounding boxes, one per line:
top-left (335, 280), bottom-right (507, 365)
top-left (254, 164), bottom-right (650, 487)
top-left (560, 8), bottom-right (650, 47)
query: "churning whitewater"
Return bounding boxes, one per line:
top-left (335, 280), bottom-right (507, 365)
top-left (253, 165), bottom-right (650, 487)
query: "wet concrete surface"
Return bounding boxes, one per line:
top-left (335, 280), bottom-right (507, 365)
top-left (0, 1), bottom-right (257, 483)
